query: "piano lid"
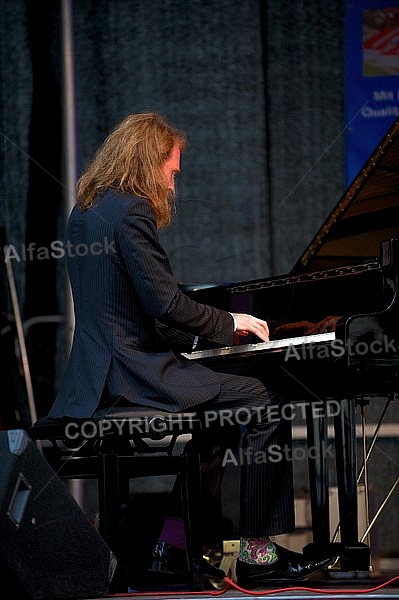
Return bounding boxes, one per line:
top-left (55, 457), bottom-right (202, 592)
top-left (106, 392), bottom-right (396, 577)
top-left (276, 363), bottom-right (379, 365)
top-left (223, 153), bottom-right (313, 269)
top-left (295, 116), bottom-right (399, 274)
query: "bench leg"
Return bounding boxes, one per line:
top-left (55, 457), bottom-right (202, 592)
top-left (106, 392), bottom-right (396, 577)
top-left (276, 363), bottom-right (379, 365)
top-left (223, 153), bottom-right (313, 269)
top-left (98, 452), bottom-right (130, 591)
top-left (181, 450), bottom-right (204, 591)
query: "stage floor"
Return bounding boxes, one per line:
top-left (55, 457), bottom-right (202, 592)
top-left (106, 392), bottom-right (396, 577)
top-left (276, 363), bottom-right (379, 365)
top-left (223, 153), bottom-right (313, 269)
top-left (14, 573), bottom-right (399, 600)
top-left (15, 562), bottom-right (399, 599)
top-left (96, 571), bottom-right (399, 600)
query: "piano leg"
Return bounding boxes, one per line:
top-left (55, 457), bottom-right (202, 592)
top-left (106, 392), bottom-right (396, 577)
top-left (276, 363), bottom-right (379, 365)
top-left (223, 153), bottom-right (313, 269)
top-left (306, 401), bottom-right (330, 544)
top-left (303, 401), bottom-right (339, 564)
top-left (333, 397), bottom-right (370, 572)
top-left (303, 398), bottom-right (370, 572)
top-left (334, 397), bottom-right (358, 545)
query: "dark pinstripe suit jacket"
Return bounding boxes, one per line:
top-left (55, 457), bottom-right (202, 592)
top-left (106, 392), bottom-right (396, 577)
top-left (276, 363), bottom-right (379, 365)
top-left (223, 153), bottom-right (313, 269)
top-left (48, 190), bottom-right (235, 418)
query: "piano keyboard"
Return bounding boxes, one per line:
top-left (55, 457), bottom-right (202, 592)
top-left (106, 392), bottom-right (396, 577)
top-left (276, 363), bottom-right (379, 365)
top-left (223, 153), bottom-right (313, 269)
top-left (183, 331), bottom-right (336, 360)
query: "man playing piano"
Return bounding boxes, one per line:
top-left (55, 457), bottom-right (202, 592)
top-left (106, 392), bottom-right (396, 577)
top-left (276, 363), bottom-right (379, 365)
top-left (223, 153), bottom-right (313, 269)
top-left (44, 112), bottom-right (334, 588)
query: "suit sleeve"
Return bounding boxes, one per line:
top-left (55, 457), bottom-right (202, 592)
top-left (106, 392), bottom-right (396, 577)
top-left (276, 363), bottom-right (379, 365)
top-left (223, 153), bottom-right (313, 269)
top-left (118, 199), bottom-right (235, 348)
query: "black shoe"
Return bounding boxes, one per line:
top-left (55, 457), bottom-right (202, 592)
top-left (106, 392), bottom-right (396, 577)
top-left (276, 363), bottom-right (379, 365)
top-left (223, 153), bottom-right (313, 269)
top-left (236, 543), bottom-right (336, 588)
top-left (150, 541), bottom-right (226, 580)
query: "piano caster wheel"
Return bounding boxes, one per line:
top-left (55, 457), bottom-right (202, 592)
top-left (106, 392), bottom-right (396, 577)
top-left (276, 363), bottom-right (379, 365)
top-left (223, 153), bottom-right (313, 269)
top-left (326, 555), bottom-right (341, 572)
top-left (204, 540), bottom-right (239, 589)
top-left (327, 544), bottom-right (373, 579)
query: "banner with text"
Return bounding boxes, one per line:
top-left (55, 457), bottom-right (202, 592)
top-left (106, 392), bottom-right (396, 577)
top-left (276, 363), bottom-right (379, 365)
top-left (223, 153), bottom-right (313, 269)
top-left (345, 2), bottom-right (399, 185)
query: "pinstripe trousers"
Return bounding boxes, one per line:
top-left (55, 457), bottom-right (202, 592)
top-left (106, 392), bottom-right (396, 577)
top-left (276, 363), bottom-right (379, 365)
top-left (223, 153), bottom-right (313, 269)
top-left (174, 372), bottom-right (295, 540)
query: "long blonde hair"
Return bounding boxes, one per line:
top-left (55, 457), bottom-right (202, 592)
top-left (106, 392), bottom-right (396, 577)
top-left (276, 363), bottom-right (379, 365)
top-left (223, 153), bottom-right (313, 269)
top-left (77, 112), bottom-right (186, 228)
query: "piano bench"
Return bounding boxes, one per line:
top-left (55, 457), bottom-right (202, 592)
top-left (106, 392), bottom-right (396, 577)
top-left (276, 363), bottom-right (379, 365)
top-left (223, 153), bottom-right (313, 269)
top-left (28, 407), bottom-right (205, 592)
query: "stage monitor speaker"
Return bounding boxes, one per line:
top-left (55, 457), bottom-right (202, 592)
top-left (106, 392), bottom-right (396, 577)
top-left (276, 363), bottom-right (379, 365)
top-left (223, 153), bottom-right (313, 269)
top-left (0, 429), bottom-right (117, 599)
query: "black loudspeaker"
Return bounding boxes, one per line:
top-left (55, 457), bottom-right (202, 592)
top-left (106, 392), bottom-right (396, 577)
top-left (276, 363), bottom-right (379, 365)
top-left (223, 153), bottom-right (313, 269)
top-left (0, 429), bottom-right (117, 599)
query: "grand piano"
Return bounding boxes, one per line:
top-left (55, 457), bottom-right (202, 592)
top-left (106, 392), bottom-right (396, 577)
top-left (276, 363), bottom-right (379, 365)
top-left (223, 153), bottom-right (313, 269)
top-left (182, 116), bottom-right (399, 572)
